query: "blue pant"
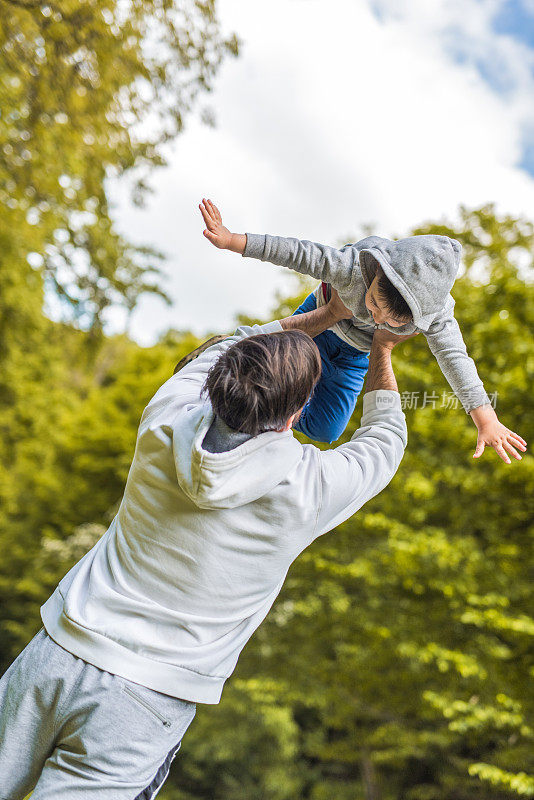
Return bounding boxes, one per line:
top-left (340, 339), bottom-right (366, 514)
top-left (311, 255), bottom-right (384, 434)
top-left (292, 291), bottom-right (369, 443)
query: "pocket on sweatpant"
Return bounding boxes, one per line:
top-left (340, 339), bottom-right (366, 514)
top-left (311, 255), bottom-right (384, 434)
top-left (121, 684), bottom-right (173, 728)
top-left (119, 679), bottom-right (196, 738)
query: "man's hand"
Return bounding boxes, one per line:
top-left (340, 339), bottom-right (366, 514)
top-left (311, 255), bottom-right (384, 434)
top-left (199, 198), bottom-right (246, 253)
top-left (328, 288), bottom-right (353, 321)
top-left (471, 404), bottom-right (527, 464)
top-left (373, 328), bottom-right (420, 350)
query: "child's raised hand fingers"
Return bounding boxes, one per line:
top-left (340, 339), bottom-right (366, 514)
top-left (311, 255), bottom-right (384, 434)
top-left (494, 443), bottom-right (511, 464)
top-left (201, 198), bottom-right (216, 220)
top-left (503, 440), bottom-right (522, 461)
top-left (200, 198), bottom-right (216, 220)
top-left (207, 199), bottom-right (221, 222)
top-left (508, 433), bottom-right (527, 451)
top-left (199, 202), bottom-right (218, 230)
top-left (199, 202), bottom-right (211, 224)
top-left (508, 430), bottom-right (527, 447)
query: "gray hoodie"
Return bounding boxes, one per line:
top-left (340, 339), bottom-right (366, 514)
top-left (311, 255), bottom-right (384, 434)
top-left (40, 321), bottom-right (406, 704)
top-left (243, 233), bottom-right (490, 413)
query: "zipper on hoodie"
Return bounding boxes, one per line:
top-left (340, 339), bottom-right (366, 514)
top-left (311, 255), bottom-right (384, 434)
top-left (122, 684), bottom-right (172, 727)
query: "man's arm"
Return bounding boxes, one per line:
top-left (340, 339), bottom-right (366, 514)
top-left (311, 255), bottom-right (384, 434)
top-left (364, 329), bottom-right (399, 392)
top-left (311, 330), bottom-right (408, 539)
top-left (279, 288), bottom-right (353, 338)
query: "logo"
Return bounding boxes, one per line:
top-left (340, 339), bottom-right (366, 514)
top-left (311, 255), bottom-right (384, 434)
top-left (376, 393), bottom-right (396, 409)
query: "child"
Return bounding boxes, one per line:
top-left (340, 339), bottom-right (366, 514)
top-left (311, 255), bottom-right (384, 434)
top-left (199, 198), bottom-right (526, 464)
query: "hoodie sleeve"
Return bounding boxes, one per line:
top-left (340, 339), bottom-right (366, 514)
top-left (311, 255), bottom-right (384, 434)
top-left (242, 233), bottom-right (357, 290)
top-left (311, 390), bottom-right (407, 540)
top-left (168, 320), bottom-right (284, 410)
top-left (424, 306), bottom-right (490, 413)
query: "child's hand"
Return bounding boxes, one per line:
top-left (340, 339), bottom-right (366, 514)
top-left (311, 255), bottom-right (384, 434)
top-left (199, 198), bottom-right (233, 249)
top-left (471, 405), bottom-right (527, 464)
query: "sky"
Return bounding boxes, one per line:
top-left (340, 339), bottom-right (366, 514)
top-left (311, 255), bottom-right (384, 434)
top-left (106, 0), bottom-right (534, 345)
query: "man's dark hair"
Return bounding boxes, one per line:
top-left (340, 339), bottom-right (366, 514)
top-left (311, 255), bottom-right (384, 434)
top-left (376, 268), bottom-right (412, 322)
top-left (202, 331), bottom-right (322, 436)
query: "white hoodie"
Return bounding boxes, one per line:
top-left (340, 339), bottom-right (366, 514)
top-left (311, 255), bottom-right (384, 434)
top-left (41, 321), bottom-right (407, 704)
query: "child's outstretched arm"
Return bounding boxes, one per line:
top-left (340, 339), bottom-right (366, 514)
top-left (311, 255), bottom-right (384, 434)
top-left (198, 198), bottom-right (356, 290)
top-left (425, 309), bottom-right (527, 464)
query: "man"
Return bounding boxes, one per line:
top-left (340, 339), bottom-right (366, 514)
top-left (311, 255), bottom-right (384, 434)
top-left (0, 298), bottom-right (408, 799)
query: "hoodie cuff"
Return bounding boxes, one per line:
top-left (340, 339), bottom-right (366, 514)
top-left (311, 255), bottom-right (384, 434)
top-left (257, 320), bottom-right (284, 334)
top-left (459, 387), bottom-right (492, 414)
top-left (361, 390), bottom-right (407, 447)
top-left (233, 320), bottom-right (284, 340)
top-left (242, 233), bottom-right (267, 259)
top-left (362, 390), bottom-right (402, 417)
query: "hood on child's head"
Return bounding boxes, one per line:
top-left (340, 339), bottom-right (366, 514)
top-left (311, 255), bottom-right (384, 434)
top-left (357, 234), bottom-right (462, 331)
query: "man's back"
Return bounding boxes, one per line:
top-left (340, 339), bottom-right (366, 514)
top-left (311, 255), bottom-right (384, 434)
top-left (40, 321), bottom-right (407, 705)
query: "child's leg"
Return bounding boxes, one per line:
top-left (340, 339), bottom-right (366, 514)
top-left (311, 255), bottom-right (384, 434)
top-left (292, 290), bottom-right (369, 443)
top-left (294, 334), bottom-right (369, 443)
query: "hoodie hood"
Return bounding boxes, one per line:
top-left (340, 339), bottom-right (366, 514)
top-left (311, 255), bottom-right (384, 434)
top-left (172, 403), bottom-right (303, 510)
top-left (358, 235), bottom-right (462, 331)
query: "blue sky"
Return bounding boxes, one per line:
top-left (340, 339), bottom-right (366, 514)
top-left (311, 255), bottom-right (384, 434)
top-left (493, 0), bottom-right (534, 51)
top-left (369, 0), bottom-right (534, 175)
top-left (100, 0), bottom-right (534, 344)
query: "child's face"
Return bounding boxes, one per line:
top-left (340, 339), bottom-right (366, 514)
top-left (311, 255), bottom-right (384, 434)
top-left (365, 275), bottom-right (407, 328)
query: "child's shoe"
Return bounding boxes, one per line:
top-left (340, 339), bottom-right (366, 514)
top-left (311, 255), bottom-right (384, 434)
top-left (173, 335), bottom-right (229, 375)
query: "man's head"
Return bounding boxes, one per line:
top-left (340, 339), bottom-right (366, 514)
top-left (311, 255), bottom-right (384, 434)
top-left (202, 330), bottom-right (322, 436)
top-left (365, 264), bottom-right (412, 327)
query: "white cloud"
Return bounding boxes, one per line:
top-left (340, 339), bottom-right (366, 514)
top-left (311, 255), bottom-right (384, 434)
top-left (108, 0), bottom-right (534, 345)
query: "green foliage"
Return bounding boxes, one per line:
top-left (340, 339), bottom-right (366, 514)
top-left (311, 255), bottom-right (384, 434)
top-left (158, 679), bottom-right (304, 800)
top-left (0, 0), bottom-right (239, 329)
top-left (468, 764), bottom-right (534, 797)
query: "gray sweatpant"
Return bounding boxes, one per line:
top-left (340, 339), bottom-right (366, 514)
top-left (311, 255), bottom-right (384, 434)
top-left (0, 626), bottom-right (197, 799)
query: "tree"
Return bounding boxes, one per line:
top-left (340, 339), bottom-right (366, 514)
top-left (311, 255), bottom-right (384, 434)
top-left (0, 0), bottom-right (239, 329)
